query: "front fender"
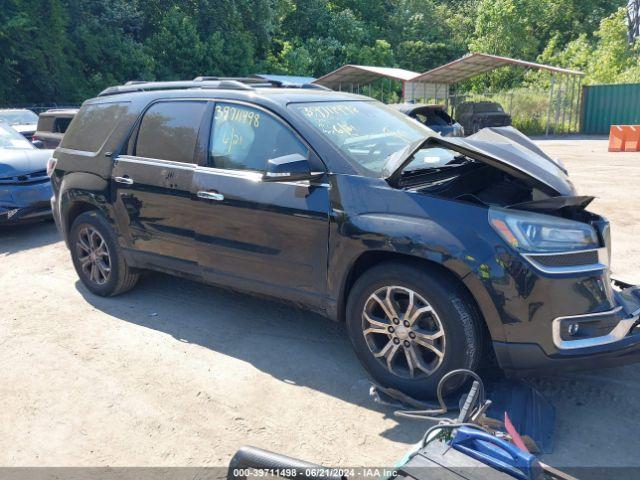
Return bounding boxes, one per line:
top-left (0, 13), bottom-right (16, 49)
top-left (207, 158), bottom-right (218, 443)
top-left (326, 174), bottom-right (507, 341)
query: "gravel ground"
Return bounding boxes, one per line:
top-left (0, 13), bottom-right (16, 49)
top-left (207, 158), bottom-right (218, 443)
top-left (1, 137), bottom-right (639, 470)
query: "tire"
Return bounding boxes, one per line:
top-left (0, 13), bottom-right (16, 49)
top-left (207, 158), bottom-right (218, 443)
top-left (69, 211), bottom-right (139, 296)
top-left (346, 262), bottom-right (483, 400)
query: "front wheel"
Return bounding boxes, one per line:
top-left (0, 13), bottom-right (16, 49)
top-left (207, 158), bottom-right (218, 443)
top-left (346, 262), bottom-right (483, 399)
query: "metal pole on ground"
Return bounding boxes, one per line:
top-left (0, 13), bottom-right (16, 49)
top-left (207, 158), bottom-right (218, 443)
top-left (545, 74), bottom-right (556, 136)
top-left (567, 75), bottom-right (577, 134)
top-left (554, 74), bottom-right (563, 135)
top-left (575, 77), bottom-right (583, 133)
top-left (560, 75), bottom-right (568, 134)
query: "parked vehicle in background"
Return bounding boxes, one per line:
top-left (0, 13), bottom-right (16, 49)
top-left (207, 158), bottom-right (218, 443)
top-left (392, 103), bottom-right (464, 137)
top-left (0, 109), bottom-right (39, 142)
top-left (33, 108), bottom-right (78, 149)
top-left (0, 123), bottom-right (53, 225)
top-left (50, 78), bottom-right (640, 399)
top-left (455, 101), bottom-right (512, 135)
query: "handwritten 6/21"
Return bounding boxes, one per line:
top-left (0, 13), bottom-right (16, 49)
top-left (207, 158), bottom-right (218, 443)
top-left (215, 105), bottom-right (261, 155)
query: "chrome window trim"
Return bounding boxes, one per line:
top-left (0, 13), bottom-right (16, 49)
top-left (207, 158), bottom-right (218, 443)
top-left (552, 306), bottom-right (637, 350)
top-left (116, 155), bottom-right (197, 171)
top-left (194, 164), bottom-right (330, 188)
top-left (523, 247), bottom-right (608, 275)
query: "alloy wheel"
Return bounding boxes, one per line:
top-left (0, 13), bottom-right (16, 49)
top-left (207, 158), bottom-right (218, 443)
top-left (362, 286), bottom-right (445, 379)
top-left (76, 226), bottom-right (111, 285)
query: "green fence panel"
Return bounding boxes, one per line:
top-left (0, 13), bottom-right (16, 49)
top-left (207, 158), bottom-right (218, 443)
top-left (581, 83), bottom-right (640, 134)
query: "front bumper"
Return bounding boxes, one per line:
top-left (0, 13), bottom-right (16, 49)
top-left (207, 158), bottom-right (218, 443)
top-left (0, 202), bottom-right (52, 225)
top-left (495, 282), bottom-right (640, 374)
top-left (0, 181), bottom-right (53, 225)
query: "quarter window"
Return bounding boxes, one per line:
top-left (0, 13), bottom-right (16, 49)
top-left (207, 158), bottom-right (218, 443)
top-left (135, 101), bottom-right (207, 163)
top-left (61, 102), bottom-right (128, 152)
top-left (209, 103), bottom-right (308, 171)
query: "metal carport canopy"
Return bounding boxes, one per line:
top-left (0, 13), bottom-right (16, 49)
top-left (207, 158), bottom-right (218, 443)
top-left (411, 53), bottom-right (583, 84)
top-left (313, 65), bottom-right (420, 89)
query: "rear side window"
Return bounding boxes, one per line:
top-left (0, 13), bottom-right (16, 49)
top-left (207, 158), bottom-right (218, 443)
top-left (54, 117), bottom-right (72, 133)
top-left (61, 102), bottom-right (128, 152)
top-left (135, 101), bottom-right (207, 164)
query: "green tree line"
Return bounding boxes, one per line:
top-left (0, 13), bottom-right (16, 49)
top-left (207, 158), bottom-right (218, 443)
top-left (0, 0), bottom-right (637, 103)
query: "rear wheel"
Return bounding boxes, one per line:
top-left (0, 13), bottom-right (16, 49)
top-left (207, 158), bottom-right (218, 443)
top-left (346, 262), bottom-right (483, 399)
top-left (70, 211), bottom-right (139, 296)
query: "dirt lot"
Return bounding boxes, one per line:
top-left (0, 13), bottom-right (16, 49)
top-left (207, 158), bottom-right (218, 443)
top-left (2, 137), bottom-right (640, 469)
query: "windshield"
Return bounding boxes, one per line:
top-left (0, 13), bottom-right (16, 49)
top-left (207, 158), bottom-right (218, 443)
top-left (0, 110), bottom-right (38, 125)
top-left (0, 123), bottom-right (34, 150)
top-left (290, 101), bottom-right (434, 175)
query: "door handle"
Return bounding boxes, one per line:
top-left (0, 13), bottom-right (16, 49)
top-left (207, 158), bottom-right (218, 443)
top-left (114, 176), bottom-right (134, 185)
top-left (197, 191), bottom-right (224, 201)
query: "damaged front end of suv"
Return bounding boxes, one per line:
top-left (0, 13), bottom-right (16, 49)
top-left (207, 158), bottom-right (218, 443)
top-left (379, 126), bottom-right (640, 373)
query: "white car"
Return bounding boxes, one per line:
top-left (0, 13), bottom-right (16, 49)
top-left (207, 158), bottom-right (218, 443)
top-left (0, 109), bottom-right (39, 142)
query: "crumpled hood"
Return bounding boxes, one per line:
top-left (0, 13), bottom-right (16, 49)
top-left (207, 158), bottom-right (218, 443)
top-left (0, 148), bottom-right (53, 177)
top-left (383, 126), bottom-right (576, 196)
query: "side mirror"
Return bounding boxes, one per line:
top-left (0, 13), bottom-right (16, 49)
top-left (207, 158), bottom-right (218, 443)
top-left (31, 139), bottom-right (44, 149)
top-left (262, 153), bottom-right (323, 182)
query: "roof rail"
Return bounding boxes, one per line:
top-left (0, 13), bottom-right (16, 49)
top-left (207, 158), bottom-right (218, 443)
top-left (98, 76), bottom-right (326, 97)
top-left (98, 79), bottom-right (254, 97)
top-left (192, 76), bottom-right (275, 84)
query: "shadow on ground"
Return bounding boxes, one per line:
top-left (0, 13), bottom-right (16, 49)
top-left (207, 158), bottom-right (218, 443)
top-left (75, 273), bottom-right (429, 444)
top-left (76, 272), bottom-right (640, 464)
top-left (0, 220), bottom-right (60, 255)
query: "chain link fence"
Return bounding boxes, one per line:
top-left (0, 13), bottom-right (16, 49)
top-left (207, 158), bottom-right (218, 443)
top-left (446, 86), bottom-right (582, 136)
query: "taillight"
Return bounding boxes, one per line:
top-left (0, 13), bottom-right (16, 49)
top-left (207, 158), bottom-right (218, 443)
top-left (46, 157), bottom-right (57, 177)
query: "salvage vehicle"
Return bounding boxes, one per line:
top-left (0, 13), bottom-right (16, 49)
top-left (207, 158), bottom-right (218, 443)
top-left (392, 103), bottom-right (464, 137)
top-left (455, 101), bottom-right (512, 135)
top-left (0, 108), bottom-right (39, 142)
top-left (50, 78), bottom-right (640, 398)
top-left (0, 123), bottom-right (53, 224)
top-left (33, 108), bottom-right (78, 149)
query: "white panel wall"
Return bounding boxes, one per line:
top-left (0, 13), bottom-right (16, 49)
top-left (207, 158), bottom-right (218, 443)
top-left (404, 82), bottom-right (450, 103)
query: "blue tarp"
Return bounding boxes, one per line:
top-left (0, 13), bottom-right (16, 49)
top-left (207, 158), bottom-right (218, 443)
top-left (253, 74), bottom-right (317, 86)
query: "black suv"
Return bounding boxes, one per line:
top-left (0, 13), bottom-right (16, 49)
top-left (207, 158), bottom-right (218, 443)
top-left (51, 78), bottom-right (640, 398)
top-left (455, 101), bottom-right (512, 135)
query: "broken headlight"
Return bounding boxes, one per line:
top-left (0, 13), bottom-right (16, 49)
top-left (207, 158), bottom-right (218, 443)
top-left (489, 207), bottom-right (599, 253)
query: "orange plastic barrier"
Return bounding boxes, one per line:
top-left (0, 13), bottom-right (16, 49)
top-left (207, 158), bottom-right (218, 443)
top-left (609, 125), bottom-right (626, 152)
top-left (623, 125), bottom-right (640, 152)
top-left (609, 125), bottom-right (640, 152)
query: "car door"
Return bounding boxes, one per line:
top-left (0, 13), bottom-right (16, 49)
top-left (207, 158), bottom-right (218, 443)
top-left (111, 100), bottom-right (208, 274)
top-left (191, 101), bottom-right (330, 307)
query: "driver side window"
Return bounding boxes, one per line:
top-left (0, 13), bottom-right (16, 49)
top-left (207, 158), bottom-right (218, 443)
top-left (209, 103), bottom-right (308, 171)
